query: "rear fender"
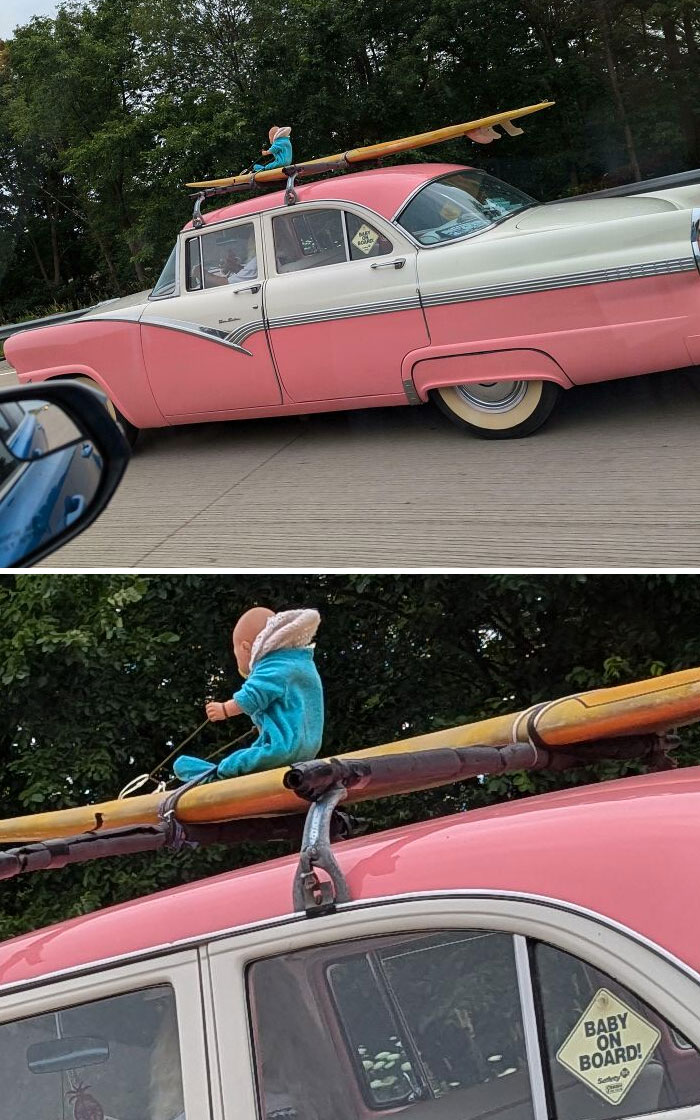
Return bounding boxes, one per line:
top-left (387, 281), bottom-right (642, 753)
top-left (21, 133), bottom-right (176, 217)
top-left (407, 348), bottom-right (572, 402)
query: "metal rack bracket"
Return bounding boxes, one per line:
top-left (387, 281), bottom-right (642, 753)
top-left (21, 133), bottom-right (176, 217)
top-left (292, 785), bottom-right (351, 916)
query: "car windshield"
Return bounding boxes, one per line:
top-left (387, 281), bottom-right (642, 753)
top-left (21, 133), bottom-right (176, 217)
top-left (397, 170), bottom-right (536, 245)
top-left (151, 245), bottom-right (177, 298)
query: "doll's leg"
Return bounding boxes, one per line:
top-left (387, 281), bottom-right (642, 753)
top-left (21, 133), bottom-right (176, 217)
top-left (174, 754), bottom-right (218, 782)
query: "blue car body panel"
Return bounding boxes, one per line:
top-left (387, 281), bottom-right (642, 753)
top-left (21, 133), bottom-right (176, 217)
top-left (0, 442), bottom-right (103, 566)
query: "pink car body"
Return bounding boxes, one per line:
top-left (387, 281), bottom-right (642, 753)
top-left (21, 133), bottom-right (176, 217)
top-left (5, 163), bottom-right (700, 439)
top-left (2, 767), bottom-right (700, 1120)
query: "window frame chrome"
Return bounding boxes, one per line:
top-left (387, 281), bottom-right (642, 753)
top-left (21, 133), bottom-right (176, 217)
top-left (514, 935), bottom-right (549, 1120)
top-left (691, 208), bottom-right (700, 275)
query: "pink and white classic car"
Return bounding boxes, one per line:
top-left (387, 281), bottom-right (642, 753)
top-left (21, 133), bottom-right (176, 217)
top-left (6, 163), bottom-right (700, 443)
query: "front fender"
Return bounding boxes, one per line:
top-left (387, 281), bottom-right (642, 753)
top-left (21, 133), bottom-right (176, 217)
top-left (406, 347), bottom-right (573, 401)
top-left (5, 321), bottom-right (166, 429)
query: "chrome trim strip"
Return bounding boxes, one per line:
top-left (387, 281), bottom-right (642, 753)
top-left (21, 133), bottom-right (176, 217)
top-left (341, 211), bottom-right (351, 260)
top-left (1, 887), bottom-right (699, 1000)
top-left (83, 255), bottom-right (695, 355)
top-left (691, 209), bottom-right (700, 276)
top-left (514, 935), bottom-right (549, 1120)
top-left (267, 294), bottom-right (422, 333)
top-left (141, 315), bottom-right (256, 356)
top-left (421, 257), bottom-right (697, 309)
top-left (252, 256), bottom-right (694, 339)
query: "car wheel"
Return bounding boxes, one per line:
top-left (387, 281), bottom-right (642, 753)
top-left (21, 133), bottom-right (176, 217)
top-left (431, 379), bottom-right (561, 439)
top-left (70, 376), bottom-right (139, 448)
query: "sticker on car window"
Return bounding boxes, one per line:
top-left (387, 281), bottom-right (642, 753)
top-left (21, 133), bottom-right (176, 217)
top-left (352, 224), bottom-right (380, 255)
top-left (556, 988), bottom-right (661, 1105)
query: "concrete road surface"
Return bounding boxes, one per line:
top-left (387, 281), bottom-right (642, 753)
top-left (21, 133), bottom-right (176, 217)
top-left (3, 360), bottom-right (700, 568)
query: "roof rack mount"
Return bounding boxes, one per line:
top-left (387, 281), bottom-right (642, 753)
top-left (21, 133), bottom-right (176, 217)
top-left (0, 732), bottom-right (677, 920)
top-left (284, 732), bottom-right (678, 803)
top-left (190, 158), bottom-right (353, 225)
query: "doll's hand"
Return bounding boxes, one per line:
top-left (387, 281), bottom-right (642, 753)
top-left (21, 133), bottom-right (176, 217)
top-left (206, 701), bottom-right (228, 721)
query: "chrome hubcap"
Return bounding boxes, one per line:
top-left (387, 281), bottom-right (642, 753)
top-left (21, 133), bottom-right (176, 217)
top-left (454, 380), bottom-right (528, 413)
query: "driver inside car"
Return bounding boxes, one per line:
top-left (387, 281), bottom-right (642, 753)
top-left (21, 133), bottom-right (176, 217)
top-left (206, 230), bottom-right (258, 286)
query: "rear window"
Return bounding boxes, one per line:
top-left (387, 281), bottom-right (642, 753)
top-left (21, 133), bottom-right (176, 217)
top-left (397, 170), bottom-right (534, 244)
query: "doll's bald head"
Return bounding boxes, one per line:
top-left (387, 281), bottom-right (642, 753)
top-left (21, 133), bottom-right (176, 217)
top-left (232, 606), bottom-right (274, 676)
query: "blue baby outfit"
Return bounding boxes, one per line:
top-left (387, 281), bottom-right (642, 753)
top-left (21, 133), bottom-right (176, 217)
top-left (254, 135), bottom-right (293, 172)
top-left (174, 647), bottom-right (323, 782)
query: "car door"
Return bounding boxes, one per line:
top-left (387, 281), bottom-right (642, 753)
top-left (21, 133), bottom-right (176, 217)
top-left (0, 948), bottom-right (212, 1120)
top-left (140, 216), bottom-right (282, 420)
top-left (262, 204), bottom-right (429, 403)
top-left (205, 896), bottom-right (700, 1120)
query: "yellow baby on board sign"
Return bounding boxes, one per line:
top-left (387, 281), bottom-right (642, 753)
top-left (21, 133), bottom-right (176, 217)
top-left (351, 224), bottom-right (380, 254)
top-left (556, 988), bottom-right (661, 1104)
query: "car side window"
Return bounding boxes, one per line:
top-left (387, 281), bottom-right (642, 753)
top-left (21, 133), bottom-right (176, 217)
top-left (248, 930), bottom-right (534, 1120)
top-left (0, 402), bottom-right (26, 436)
top-left (532, 942), bottom-right (700, 1118)
top-left (0, 439), bottom-right (23, 490)
top-left (0, 984), bottom-right (185, 1120)
top-left (273, 209), bottom-right (346, 273)
top-left (345, 212), bottom-right (393, 260)
top-left (186, 222), bottom-right (258, 291)
top-left (151, 245), bottom-right (178, 299)
top-left (0, 405), bottom-right (27, 490)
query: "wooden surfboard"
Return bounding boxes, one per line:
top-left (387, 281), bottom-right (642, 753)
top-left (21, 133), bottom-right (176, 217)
top-left (0, 665), bottom-right (698, 844)
top-left (185, 101), bottom-right (555, 191)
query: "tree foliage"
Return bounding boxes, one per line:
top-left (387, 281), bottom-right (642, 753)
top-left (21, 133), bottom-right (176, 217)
top-left (0, 0), bottom-right (699, 320)
top-left (1, 573), bottom-right (700, 937)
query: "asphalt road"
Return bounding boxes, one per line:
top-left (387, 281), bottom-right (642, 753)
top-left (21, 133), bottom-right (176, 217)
top-left (3, 360), bottom-right (700, 568)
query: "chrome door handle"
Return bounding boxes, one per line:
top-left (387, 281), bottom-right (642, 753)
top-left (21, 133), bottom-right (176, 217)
top-left (371, 258), bottom-right (406, 270)
top-left (233, 283), bottom-right (261, 294)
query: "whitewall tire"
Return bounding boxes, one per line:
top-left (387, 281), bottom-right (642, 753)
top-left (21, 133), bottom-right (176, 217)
top-left (431, 379), bottom-right (561, 439)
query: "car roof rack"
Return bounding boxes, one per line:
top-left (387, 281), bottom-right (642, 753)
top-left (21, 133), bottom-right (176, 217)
top-left (190, 159), bottom-right (353, 226)
top-left (0, 729), bottom-right (678, 918)
top-left (186, 100), bottom-right (556, 226)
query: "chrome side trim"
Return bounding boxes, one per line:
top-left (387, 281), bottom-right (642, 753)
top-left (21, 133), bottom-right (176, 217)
top-left (2, 887), bottom-right (699, 1001)
top-left (255, 256), bottom-right (694, 338)
top-left (141, 315), bottom-right (256, 356)
top-left (267, 294), bottom-right (422, 334)
top-left (514, 935), bottom-right (549, 1120)
top-left (691, 209), bottom-right (700, 276)
top-left (78, 256), bottom-right (695, 356)
top-left (421, 256), bottom-right (697, 309)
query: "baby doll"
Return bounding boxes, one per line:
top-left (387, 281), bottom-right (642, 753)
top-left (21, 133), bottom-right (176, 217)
top-left (173, 606), bottom-right (323, 782)
top-left (253, 125), bottom-right (293, 172)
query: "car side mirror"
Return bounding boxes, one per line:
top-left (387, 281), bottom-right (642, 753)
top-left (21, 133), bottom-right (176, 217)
top-left (0, 380), bottom-right (130, 567)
